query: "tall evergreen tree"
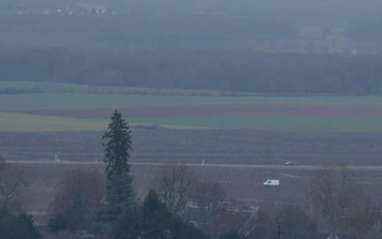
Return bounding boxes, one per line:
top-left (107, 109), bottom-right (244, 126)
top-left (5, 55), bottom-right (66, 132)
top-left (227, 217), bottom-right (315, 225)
top-left (103, 110), bottom-right (133, 179)
top-left (93, 111), bottom-right (135, 226)
top-left (105, 172), bottom-right (135, 209)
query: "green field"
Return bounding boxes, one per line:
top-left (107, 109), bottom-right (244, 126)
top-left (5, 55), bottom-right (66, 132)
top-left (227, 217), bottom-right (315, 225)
top-left (1, 112), bottom-right (382, 132)
top-left (0, 112), bottom-right (107, 132)
top-left (1, 93), bottom-right (382, 111)
top-left (0, 81), bottom-right (96, 93)
top-left (131, 116), bottom-right (382, 133)
top-left (0, 80), bottom-right (252, 96)
top-left (1, 87), bottom-right (382, 132)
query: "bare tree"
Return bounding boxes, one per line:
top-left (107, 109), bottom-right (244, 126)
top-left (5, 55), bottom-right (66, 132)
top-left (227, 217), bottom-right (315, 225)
top-left (277, 204), bottom-right (319, 239)
top-left (305, 167), bottom-right (365, 239)
top-left (0, 159), bottom-right (28, 212)
top-left (362, 221), bottom-right (382, 239)
top-left (153, 163), bottom-right (197, 213)
top-left (247, 203), bottom-right (320, 239)
top-left (52, 169), bottom-right (104, 215)
top-left (345, 201), bottom-right (382, 239)
top-left (193, 181), bottom-right (226, 210)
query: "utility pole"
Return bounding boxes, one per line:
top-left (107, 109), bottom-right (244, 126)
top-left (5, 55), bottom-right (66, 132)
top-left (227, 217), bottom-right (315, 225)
top-left (275, 219), bottom-right (281, 239)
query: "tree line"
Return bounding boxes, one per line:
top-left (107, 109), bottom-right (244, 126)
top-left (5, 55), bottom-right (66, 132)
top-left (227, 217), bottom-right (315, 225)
top-left (1, 47), bottom-right (382, 95)
top-left (1, 111), bottom-right (382, 239)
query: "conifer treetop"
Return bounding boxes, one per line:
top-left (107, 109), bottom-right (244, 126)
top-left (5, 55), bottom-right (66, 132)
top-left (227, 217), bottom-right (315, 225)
top-left (103, 110), bottom-right (133, 178)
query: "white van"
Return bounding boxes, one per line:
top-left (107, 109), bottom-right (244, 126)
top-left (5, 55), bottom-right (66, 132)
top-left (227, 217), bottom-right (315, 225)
top-left (263, 179), bottom-right (280, 186)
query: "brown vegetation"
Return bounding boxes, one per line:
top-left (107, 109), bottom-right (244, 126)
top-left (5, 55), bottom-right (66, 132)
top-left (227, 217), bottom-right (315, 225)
top-left (305, 167), bottom-right (364, 238)
top-left (192, 181), bottom-right (227, 209)
top-left (153, 163), bottom-right (197, 213)
top-left (0, 158), bottom-right (29, 212)
top-left (52, 169), bottom-right (104, 215)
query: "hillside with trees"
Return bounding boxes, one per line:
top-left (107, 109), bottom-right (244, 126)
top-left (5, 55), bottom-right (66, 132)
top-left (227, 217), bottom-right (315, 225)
top-left (1, 0), bottom-right (382, 95)
top-left (1, 48), bottom-right (382, 95)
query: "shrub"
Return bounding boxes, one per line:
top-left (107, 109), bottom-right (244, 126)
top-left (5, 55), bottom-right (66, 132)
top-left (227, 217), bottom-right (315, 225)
top-left (48, 210), bottom-right (82, 233)
top-left (0, 210), bottom-right (41, 239)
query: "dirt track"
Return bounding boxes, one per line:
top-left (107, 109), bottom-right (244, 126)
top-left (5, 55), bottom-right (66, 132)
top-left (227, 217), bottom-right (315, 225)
top-left (7, 159), bottom-right (382, 172)
top-left (2, 129), bottom-right (382, 166)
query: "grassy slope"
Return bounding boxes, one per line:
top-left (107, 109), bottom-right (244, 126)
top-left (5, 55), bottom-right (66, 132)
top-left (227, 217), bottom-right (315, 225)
top-left (0, 112), bottom-right (107, 132)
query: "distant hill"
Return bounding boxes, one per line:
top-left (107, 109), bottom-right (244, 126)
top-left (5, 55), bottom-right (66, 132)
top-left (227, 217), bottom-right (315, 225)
top-left (1, 47), bottom-right (382, 95)
top-left (1, 0), bottom-right (382, 95)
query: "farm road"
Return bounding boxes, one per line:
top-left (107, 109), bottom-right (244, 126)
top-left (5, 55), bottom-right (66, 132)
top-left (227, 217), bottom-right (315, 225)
top-left (6, 160), bottom-right (382, 172)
